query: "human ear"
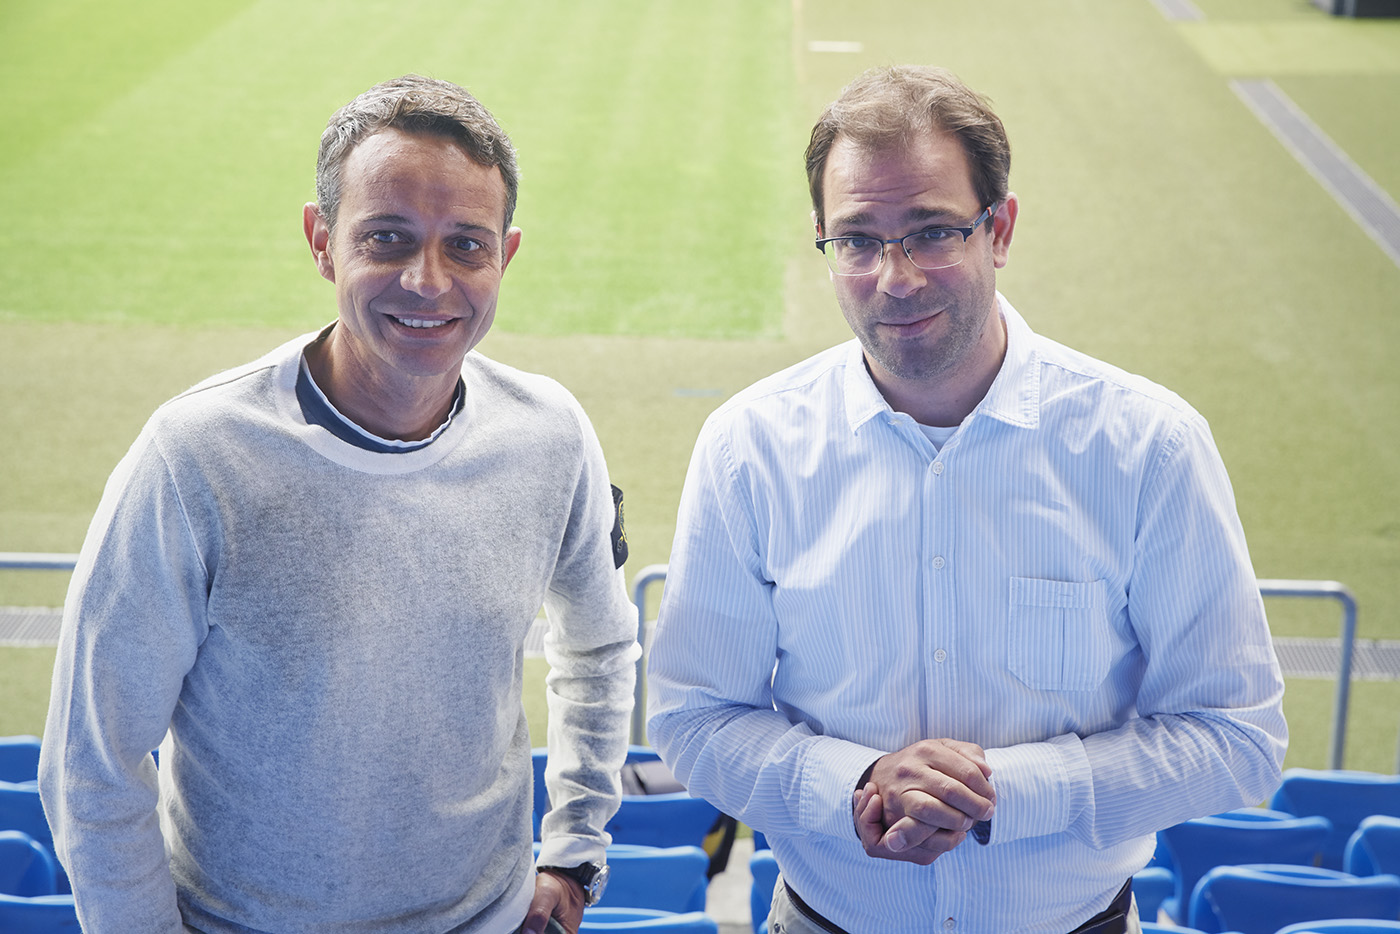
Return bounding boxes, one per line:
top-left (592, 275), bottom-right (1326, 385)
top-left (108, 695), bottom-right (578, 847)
top-left (303, 203), bottom-right (335, 283)
top-left (991, 194), bottom-right (1018, 269)
top-left (500, 227), bottom-right (523, 272)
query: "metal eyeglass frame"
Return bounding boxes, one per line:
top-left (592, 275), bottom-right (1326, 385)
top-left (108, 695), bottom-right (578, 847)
top-left (814, 203), bottom-right (998, 276)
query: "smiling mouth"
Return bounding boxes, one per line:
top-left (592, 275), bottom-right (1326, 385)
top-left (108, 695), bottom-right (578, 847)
top-left (392, 316), bottom-right (451, 329)
top-left (882, 312), bottom-right (940, 334)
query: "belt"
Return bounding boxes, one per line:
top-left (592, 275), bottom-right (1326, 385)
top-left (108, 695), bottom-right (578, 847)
top-left (785, 883), bottom-right (854, 934)
top-left (1067, 879), bottom-right (1134, 934)
top-left (784, 878), bottom-right (1133, 934)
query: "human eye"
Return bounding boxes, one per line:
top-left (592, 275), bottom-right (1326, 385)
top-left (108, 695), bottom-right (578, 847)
top-left (909, 227), bottom-right (959, 244)
top-left (450, 236), bottom-right (497, 264)
top-left (838, 236), bottom-right (879, 254)
top-left (366, 229), bottom-right (408, 248)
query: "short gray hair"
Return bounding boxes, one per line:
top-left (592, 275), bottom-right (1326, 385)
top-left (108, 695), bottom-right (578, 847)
top-left (315, 74), bottom-right (519, 234)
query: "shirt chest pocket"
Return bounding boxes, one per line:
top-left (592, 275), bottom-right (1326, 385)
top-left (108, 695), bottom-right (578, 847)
top-left (1007, 577), bottom-right (1113, 692)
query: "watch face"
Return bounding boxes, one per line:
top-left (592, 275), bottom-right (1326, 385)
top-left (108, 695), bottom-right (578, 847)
top-left (585, 863), bottom-right (610, 905)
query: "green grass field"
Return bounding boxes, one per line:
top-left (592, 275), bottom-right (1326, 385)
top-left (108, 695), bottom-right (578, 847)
top-left (2, 0), bottom-right (1398, 772)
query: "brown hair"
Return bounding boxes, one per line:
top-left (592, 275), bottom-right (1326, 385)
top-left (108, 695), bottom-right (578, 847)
top-left (315, 74), bottom-right (519, 235)
top-left (806, 66), bottom-right (1010, 229)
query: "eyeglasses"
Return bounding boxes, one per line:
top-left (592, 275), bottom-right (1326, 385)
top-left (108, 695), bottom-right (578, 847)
top-left (815, 204), bottom-right (998, 277)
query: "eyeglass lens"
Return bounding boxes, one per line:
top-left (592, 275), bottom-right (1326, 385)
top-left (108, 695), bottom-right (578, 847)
top-left (826, 230), bottom-right (967, 276)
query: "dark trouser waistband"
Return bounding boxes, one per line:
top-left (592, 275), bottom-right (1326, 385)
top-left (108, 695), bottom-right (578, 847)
top-left (1066, 878), bottom-right (1133, 934)
top-left (785, 883), bottom-right (854, 934)
top-left (784, 877), bottom-right (1133, 934)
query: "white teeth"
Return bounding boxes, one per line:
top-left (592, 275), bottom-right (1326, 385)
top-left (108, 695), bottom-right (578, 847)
top-left (395, 317), bottom-right (448, 329)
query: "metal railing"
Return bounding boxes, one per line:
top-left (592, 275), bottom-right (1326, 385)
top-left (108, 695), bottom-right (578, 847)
top-left (630, 569), bottom-right (1366, 768)
top-left (0, 552), bottom-right (78, 571)
top-left (2, 554), bottom-right (1368, 768)
top-left (1257, 579), bottom-right (1358, 771)
top-left (630, 564), bottom-right (669, 743)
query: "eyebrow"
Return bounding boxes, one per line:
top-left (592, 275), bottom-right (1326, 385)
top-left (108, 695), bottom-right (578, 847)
top-left (828, 205), bottom-right (969, 234)
top-left (357, 213), bottom-right (500, 238)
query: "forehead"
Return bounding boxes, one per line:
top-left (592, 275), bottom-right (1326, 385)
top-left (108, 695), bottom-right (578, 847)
top-left (821, 130), bottom-right (978, 228)
top-left (338, 128), bottom-right (507, 225)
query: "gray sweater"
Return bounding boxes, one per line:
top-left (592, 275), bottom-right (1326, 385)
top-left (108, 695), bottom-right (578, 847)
top-left (40, 333), bottom-right (639, 933)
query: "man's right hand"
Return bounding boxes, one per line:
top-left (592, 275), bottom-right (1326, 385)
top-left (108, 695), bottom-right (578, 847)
top-left (853, 739), bottom-right (995, 864)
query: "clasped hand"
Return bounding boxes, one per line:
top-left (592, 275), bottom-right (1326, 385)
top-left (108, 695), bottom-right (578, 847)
top-left (852, 738), bottom-right (995, 865)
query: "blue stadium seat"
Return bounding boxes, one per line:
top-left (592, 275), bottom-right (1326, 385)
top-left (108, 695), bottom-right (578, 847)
top-left (0, 831), bottom-right (58, 897)
top-left (0, 893), bottom-right (82, 932)
top-left (1347, 816), bottom-right (1400, 878)
top-left (1159, 807), bottom-right (1331, 922)
top-left (1273, 920), bottom-right (1400, 934)
top-left (580, 906), bottom-right (718, 933)
top-left (0, 738), bottom-right (42, 785)
top-left (1132, 866), bottom-right (1174, 925)
top-left (531, 748), bottom-right (548, 840)
top-left (0, 784), bottom-right (52, 855)
top-left (606, 794), bottom-right (720, 849)
top-left (749, 848), bottom-right (779, 934)
top-left (598, 844), bottom-right (709, 913)
top-left (1187, 863), bottom-right (1400, 934)
top-left (1270, 769), bottom-right (1400, 870)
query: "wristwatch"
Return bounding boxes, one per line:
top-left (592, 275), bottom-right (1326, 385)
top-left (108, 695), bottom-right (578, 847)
top-left (539, 861), bottom-right (610, 906)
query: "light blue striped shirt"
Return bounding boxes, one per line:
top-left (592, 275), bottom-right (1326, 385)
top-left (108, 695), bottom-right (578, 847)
top-left (648, 296), bottom-right (1286, 934)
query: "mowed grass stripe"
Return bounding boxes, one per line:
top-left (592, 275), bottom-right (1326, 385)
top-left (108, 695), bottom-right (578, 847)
top-left (0, 0), bottom-right (799, 338)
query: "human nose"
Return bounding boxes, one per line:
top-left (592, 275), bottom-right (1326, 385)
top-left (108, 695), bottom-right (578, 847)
top-left (401, 248), bottom-right (452, 299)
top-left (875, 242), bottom-right (926, 299)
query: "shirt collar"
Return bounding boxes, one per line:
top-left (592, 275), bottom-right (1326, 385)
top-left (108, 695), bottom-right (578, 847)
top-left (842, 340), bottom-right (890, 433)
top-left (842, 291), bottom-right (1042, 434)
top-left (977, 293), bottom-right (1041, 430)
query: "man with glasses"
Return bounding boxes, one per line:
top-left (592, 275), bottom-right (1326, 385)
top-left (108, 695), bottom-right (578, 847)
top-left (647, 66), bottom-right (1285, 934)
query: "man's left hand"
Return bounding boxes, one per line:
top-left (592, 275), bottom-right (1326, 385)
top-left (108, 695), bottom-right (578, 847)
top-left (522, 869), bottom-right (586, 934)
top-left (854, 783), bottom-right (968, 865)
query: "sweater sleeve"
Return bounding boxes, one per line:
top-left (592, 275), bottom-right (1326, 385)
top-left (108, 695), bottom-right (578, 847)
top-left (39, 428), bottom-right (209, 933)
top-left (535, 399), bottom-right (641, 869)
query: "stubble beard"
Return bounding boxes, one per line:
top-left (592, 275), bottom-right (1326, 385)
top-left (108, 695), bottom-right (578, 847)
top-left (849, 291), bottom-right (988, 387)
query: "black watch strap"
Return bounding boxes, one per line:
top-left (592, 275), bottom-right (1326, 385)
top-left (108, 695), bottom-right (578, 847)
top-left (539, 862), bottom-right (610, 906)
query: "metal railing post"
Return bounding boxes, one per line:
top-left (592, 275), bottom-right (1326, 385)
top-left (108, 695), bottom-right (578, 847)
top-left (630, 564), bottom-right (669, 745)
top-left (1258, 579), bottom-right (1357, 770)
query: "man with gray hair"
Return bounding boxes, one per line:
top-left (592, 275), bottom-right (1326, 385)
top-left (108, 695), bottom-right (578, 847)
top-left (41, 74), bottom-right (638, 934)
top-left (648, 65), bottom-right (1286, 934)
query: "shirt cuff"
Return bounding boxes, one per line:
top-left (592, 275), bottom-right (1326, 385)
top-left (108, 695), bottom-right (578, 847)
top-left (799, 736), bottom-right (887, 841)
top-left (982, 733), bottom-right (1091, 844)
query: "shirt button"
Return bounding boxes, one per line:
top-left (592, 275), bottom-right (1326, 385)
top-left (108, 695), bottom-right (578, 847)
top-left (934, 648), bottom-right (948, 663)
top-left (932, 556), bottom-right (946, 570)
top-left (932, 461), bottom-right (945, 475)
top-left (942, 920), bottom-right (956, 931)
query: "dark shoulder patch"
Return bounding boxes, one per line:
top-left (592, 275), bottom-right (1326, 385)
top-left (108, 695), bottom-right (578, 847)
top-left (610, 484), bottom-right (628, 569)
